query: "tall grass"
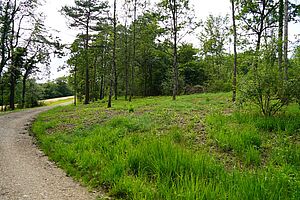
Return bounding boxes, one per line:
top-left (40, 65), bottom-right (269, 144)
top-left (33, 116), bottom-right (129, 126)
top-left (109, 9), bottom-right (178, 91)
top-left (32, 93), bottom-right (300, 199)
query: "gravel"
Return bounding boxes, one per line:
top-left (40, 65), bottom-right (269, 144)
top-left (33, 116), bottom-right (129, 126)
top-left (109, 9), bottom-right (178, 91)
top-left (0, 105), bottom-right (98, 200)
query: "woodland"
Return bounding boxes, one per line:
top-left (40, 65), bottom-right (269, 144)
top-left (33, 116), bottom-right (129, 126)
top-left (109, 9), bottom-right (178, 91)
top-left (0, 0), bottom-right (299, 114)
top-left (1, 0), bottom-right (300, 199)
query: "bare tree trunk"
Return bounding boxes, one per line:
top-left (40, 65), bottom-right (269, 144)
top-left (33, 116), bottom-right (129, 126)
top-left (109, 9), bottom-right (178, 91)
top-left (113, 0), bottom-right (117, 100)
top-left (278, 0), bottom-right (284, 80)
top-left (129, 0), bottom-right (137, 102)
top-left (124, 21), bottom-right (129, 101)
top-left (108, 78), bottom-right (113, 108)
top-left (171, 0), bottom-right (178, 101)
top-left (108, 0), bottom-right (117, 107)
top-left (0, 85), bottom-right (4, 111)
top-left (9, 70), bottom-right (15, 110)
top-left (100, 75), bottom-right (104, 100)
top-left (74, 64), bottom-right (77, 106)
top-left (91, 56), bottom-right (97, 102)
top-left (0, 78), bottom-right (4, 111)
top-left (253, 1), bottom-right (266, 72)
top-left (283, 0), bottom-right (288, 80)
top-left (9, 11), bottom-right (16, 111)
top-left (231, 0), bottom-right (238, 102)
top-left (84, 17), bottom-right (90, 104)
top-left (21, 73), bottom-right (28, 108)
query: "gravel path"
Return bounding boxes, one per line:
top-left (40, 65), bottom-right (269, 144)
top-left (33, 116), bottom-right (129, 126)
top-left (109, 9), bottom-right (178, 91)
top-left (0, 105), bottom-right (97, 200)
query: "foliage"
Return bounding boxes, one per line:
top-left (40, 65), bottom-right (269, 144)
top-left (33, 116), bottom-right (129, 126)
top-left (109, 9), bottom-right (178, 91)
top-left (198, 15), bottom-right (231, 92)
top-left (40, 77), bottom-right (73, 100)
top-left (239, 39), bottom-right (299, 116)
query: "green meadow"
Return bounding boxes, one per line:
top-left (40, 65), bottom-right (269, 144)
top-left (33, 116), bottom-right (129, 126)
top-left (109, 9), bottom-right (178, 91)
top-left (32, 93), bottom-right (300, 199)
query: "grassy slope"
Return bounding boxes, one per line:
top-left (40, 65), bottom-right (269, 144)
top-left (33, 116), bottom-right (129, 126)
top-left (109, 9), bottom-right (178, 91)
top-left (32, 93), bottom-right (300, 199)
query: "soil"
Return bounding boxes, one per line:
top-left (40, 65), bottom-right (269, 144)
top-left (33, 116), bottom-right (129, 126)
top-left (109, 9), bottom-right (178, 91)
top-left (0, 104), bottom-right (98, 200)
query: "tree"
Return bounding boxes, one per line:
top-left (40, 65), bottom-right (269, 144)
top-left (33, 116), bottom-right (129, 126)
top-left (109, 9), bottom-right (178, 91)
top-left (283, 0), bottom-right (289, 80)
top-left (199, 15), bottom-right (231, 92)
top-left (278, 0), bottom-right (284, 79)
top-left (61, 0), bottom-right (109, 104)
top-left (20, 19), bottom-right (63, 108)
top-left (129, 0), bottom-right (137, 102)
top-left (238, 0), bottom-right (279, 65)
top-left (178, 43), bottom-right (207, 91)
top-left (9, 47), bottom-right (25, 110)
top-left (123, 5), bottom-right (130, 101)
top-left (0, 1), bottom-right (11, 78)
top-left (237, 0), bottom-right (299, 116)
top-left (108, 0), bottom-right (117, 108)
top-left (3, 0), bottom-right (42, 110)
top-left (157, 0), bottom-right (196, 100)
top-left (231, 0), bottom-right (238, 102)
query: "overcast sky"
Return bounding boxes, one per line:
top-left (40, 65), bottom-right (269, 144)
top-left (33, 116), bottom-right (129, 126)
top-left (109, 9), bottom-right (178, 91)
top-left (40, 0), bottom-right (299, 81)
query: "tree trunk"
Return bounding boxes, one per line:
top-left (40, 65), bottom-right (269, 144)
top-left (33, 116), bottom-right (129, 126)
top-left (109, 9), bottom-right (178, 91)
top-left (0, 2), bottom-right (10, 77)
top-left (21, 74), bottom-right (28, 108)
top-left (84, 19), bottom-right (90, 104)
top-left (278, 0), bottom-right (284, 79)
top-left (100, 34), bottom-right (107, 101)
top-left (108, 0), bottom-right (117, 108)
top-left (9, 71), bottom-right (15, 110)
top-left (124, 21), bottom-right (129, 101)
top-left (9, 13), bottom-right (15, 111)
top-left (108, 78), bottom-right (113, 108)
top-left (231, 0), bottom-right (238, 102)
top-left (100, 74), bottom-right (104, 100)
top-left (91, 56), bottom-right (97, 102)
top-left (129, 0), bottom-right (137, 102)
top-left (172, 0), bottom-right (178, 101)
top-left (283, 0), bottom-right (288, 80)
top-left (0, 78), bottom-right (3, 111)
top-left (113, 0), bottom-right (117, 100)
top-left (74, 64), bottom-right (77, 106)
top-left (253, 2), bottom-right (266, 72)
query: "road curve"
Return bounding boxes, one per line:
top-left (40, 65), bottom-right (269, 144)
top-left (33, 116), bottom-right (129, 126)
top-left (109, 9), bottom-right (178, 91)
top-left (0, 105), bottom-right (97, 200)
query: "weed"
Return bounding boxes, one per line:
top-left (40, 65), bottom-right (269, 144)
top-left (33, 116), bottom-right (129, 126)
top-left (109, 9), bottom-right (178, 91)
top-left (31, 93), bottom-right (300, 199)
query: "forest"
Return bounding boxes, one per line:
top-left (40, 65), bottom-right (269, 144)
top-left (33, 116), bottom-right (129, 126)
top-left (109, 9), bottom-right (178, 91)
top-left (0, 0), bottom-right (299, 113)
top-left (1, 0), bottom-right (300, 199)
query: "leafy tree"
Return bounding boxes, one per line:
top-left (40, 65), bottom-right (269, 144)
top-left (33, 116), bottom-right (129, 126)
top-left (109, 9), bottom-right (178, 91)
top-left (199, 15), bottom-right (231, 92)
top-left (0, 0), bottom-right (41, 110)
top-left (61, 0), bottom-right (109, 104)
top-left (20, 19), bottom-right (63, 108)
top-left (24, 79), bottom-right (43, 108)
top-left (157, 0), bottom-right (196, 100)
top-left (9, 47), bottom-right (25, 109)
top-left (41, 77), bottom-right (73, 99)
top-left (238, 0), bottom-right (279, 54)
top-left (178, 43), bottom-right (207, 90)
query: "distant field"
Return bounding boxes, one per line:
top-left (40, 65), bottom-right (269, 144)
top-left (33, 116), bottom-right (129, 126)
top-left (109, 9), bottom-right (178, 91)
top-left (32, 93), bottom-right (300, 199)
top-left (40, 96), bottom-right (73, 106)
top-left (0, 96), bottom-right (73, 113)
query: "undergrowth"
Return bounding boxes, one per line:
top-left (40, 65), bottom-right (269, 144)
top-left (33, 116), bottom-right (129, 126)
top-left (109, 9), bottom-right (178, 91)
top-left (32, 93), bottom-right (300, 199)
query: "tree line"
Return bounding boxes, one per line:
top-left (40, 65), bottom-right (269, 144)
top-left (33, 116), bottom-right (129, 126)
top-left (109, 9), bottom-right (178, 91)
top-left (0, 0), bottom-right (63, 110)
top-left (1, 0), bottom-right (300, 115)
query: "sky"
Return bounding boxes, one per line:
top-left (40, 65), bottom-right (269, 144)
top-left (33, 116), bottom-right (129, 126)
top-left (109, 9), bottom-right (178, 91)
top-left (39, 0), bottom-right (232, 81)
top-left (40, 0), bottom-right (299, 81)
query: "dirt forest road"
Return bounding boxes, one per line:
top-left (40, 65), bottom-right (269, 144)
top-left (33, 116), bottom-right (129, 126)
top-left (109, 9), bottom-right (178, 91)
top-left (0, 103), bottom-right (97, 200)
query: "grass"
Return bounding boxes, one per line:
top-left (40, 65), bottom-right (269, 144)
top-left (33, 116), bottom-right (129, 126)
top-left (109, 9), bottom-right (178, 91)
top-left (40, 96), bottom-right (74, 106)
top-left (31, 93), bottom-right (300, 199)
